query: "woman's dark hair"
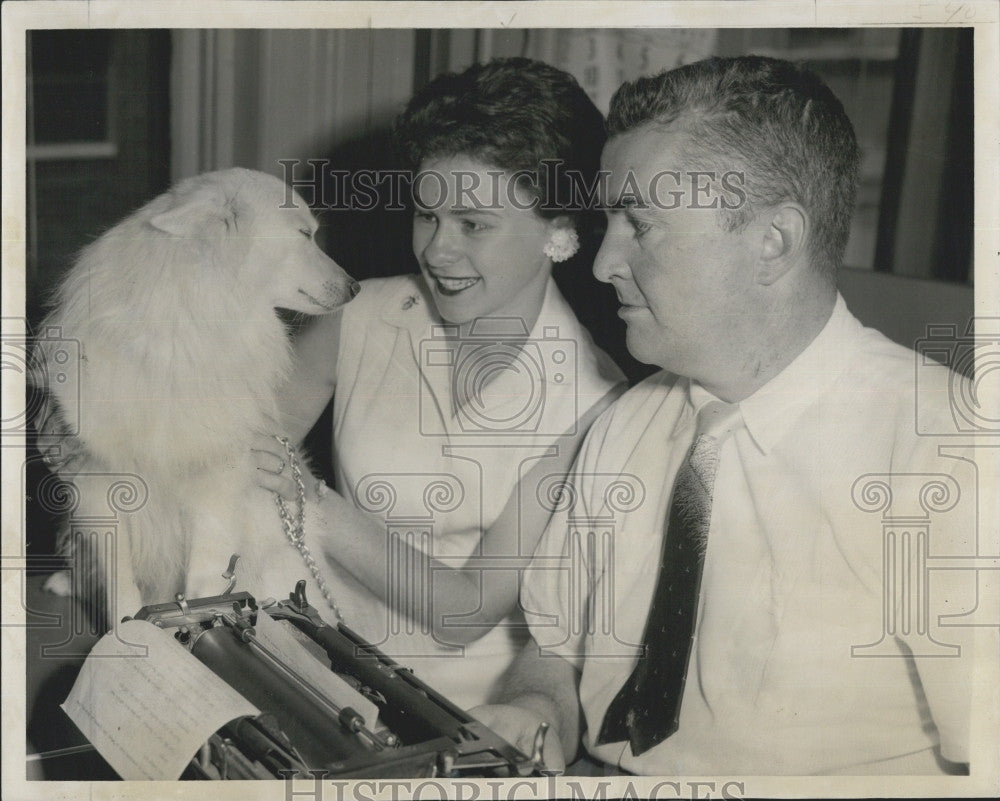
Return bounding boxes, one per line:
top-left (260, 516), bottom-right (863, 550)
top-left (393, 57), bottom-right (606, 221)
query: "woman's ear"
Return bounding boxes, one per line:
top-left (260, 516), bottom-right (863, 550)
top-left (541, 214), bottom-right (574, 239)
top-left (755, 202), bottom-right (808, 286)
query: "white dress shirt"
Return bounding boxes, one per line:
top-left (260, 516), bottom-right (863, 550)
top-left (326, 274), bottom-right (624, 709)
top-left (523, 295), bottom-right (976, 774)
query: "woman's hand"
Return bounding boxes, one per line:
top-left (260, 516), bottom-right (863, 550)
top-left (34, 392), bottom-right (87, 477)
top-left (250, 434), bottom-right (325, 503)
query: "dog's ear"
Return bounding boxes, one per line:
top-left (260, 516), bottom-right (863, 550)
top-left (149, 184), bottom-right (238, 237)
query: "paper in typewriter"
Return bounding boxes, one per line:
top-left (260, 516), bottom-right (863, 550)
top-left (252, 609), bottom-right (379, 728)
top-left (61, 619), bottom-right (261, 780)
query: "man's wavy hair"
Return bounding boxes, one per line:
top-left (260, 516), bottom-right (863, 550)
top-left (608, 56), bottom-right (861, 279)
top-left (393, 57), bottom-right (606, 224)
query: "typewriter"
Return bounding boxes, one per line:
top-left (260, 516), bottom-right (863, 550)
top-left (107, 579), bottom-right (548, 780)
top-left (118, 581), bottom-right (546, 779)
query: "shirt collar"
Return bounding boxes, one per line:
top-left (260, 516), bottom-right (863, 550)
top-left (380, 273), bottom-right (437, 337)
top-left (673, 294), bottom-right (860, 454)
top-left (738, 293), bottom-right (859, 454)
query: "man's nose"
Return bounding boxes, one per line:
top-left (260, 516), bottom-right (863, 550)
top-left (592, 228), bottom-right (629, 284)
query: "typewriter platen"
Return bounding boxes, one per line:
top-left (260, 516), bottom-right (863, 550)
top-left (128, 579), bottom-right (545, 780)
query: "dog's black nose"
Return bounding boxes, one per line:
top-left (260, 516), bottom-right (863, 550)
top-left (349, 280), bottom-right (362, 298)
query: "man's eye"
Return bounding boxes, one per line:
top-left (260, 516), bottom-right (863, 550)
top-left (414, 211), bottom-right (435, 224)
top-left (461, 219), bottom-right (488, 233)
top-left (299, 228), bottom-right (313, 240)
top-left (628, 216), bottom-right (652, 237)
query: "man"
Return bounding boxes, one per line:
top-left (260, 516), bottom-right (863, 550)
top-left (474, 56), bottom-right (975, 775)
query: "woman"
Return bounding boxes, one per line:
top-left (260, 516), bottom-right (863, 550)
top-left (258, 58), bottom-right (625, 709)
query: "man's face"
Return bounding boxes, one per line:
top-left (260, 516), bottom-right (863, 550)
top-left (594, 124), bottom-right (766, 394)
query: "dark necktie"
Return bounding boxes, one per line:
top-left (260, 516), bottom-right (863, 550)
top-left (596, 399), bottom-right (742, 756)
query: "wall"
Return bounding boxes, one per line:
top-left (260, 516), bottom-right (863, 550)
top-left (170, 29), bottom-right (416, 181)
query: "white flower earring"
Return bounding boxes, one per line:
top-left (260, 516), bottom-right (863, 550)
top-left (543, 228), bottom-right (580, 263)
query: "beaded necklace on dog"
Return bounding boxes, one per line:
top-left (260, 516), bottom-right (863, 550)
top-left (273, 436), bottom-right (344, 622)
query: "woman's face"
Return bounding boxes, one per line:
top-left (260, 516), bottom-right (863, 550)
top-left (412, 155), bottom-right (558, 330)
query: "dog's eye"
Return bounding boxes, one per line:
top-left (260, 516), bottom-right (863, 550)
top-left (299, 228), bottom-right (313, 241)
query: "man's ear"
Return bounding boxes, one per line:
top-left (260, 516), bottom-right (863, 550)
top-left (149, 184), bottom-right (237, 237)
top-left (755, 203), bottom-right (807, 286)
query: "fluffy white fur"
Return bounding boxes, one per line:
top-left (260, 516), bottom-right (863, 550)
top-left (37, 168), bottom-right (357, 625)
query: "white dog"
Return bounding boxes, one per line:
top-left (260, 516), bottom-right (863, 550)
top-left (35, 168), bottom-right (358, 627)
